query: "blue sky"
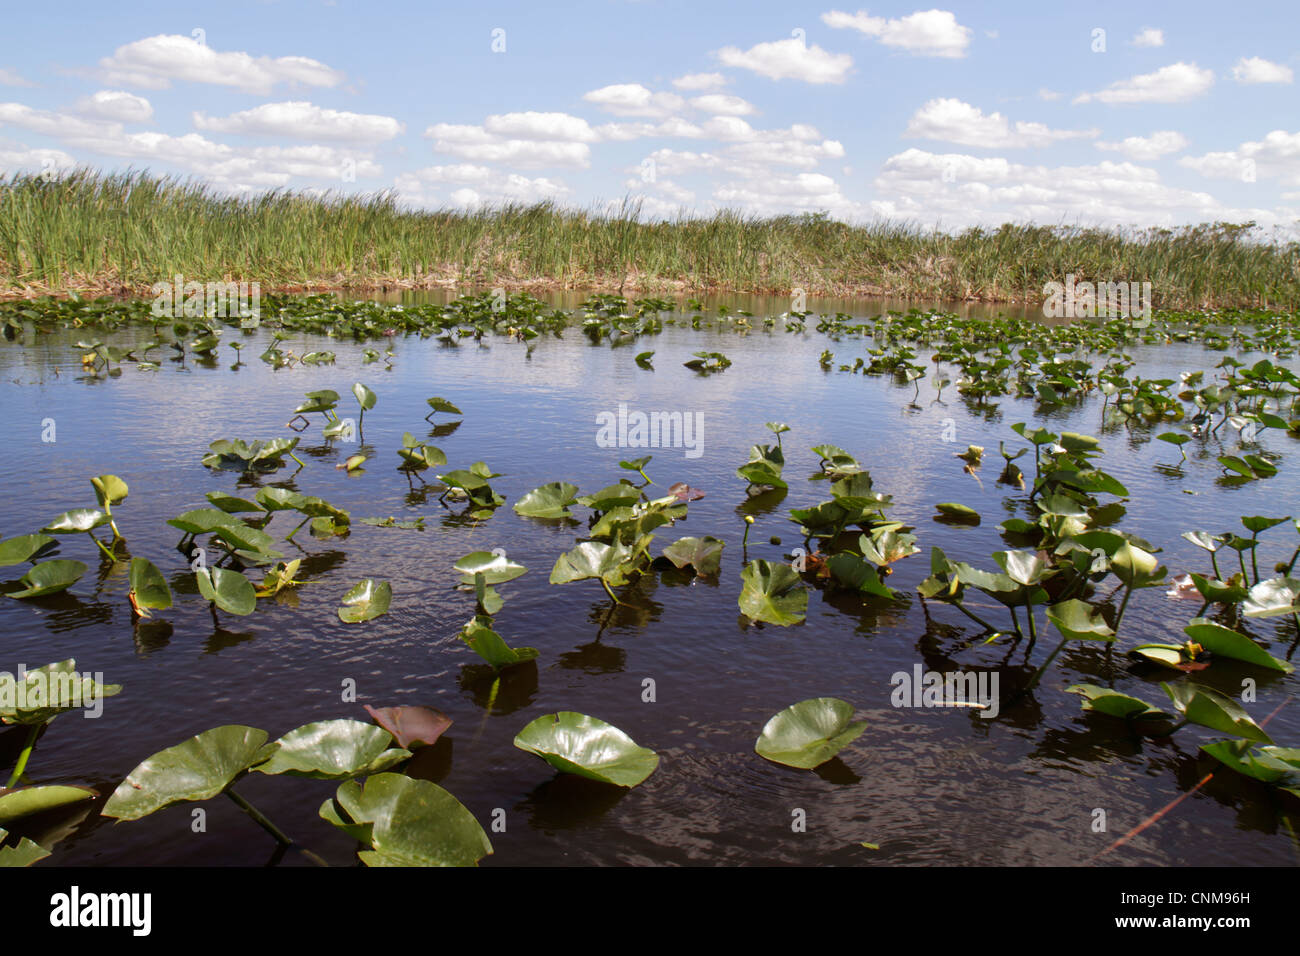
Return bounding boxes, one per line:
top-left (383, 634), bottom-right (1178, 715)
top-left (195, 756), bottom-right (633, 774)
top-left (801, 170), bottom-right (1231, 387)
top-left (1, 0), bottom-right (1297, 232)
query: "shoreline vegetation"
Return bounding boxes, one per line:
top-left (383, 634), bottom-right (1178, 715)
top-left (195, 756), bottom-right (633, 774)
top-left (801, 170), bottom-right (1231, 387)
top-left (2, 170), bottom-right (1298, 308)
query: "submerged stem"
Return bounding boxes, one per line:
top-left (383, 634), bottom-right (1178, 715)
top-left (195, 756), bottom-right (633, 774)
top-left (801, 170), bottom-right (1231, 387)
top-left (224, 787), bottom-right (293, 847)
top-left (5, 724), bottom-right (42, 789)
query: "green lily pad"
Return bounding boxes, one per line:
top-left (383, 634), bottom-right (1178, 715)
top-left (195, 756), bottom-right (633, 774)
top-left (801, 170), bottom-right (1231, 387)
top-left (454, 551), bottom-right (527, 586)
top-left (319, 773), bottom-right (492, 866)
top-left (460, 616), bottom-right (539, 670)
top-left (425, 396), bottom-right (463, 415)
top-left (513, 482), bottom-right (580, 519)
top-left (352, 382), bottom-right (377, 411)
top-left (42, 509), bottom-right (109, 534)
top-left (0, 660), bottom-right (121, 725)
top-left (935, 502), bottom-right (980, 523)
top-left (0, 533), bottom-right (55, 567)
top-left (90, 474), bottom-right (129, 508)
top-left (513, 712), bottom-right (659, 787)
top-left (7, 560), bottom-right (87, 599)
top-left (755, 697), bottom-right (867, 769)
top-left (102, 725), bottom-right (274, 820)
top-left (1163, 682), bottom-right (1272, 743)
top-left (1045, 599), bottom-right (1115, 642)
top-left (1066, 683), bottom-right (1172, 724)
top-left (252, 719), bottom-right (409, 779)
top-left (0, 785), bottom-right (97, 826)
top-left (739, 559), bottom-right (807, 625)
top-left (338, 578), bottom-right (392, 623)
top-left (128, 557), bottom-right (172, 616)
top-left (0, 829), bottom-right (50, 867)
top-left (661, 536), bottom-right (725, 576)
top-left (195, 566), bottom-right (256, 616)
top-left (1182, 618), bottom-right (1293, 672)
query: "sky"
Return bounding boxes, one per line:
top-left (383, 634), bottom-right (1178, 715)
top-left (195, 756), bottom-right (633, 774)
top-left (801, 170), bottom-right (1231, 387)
top-left (0, 0), bottom-right (1297, 233)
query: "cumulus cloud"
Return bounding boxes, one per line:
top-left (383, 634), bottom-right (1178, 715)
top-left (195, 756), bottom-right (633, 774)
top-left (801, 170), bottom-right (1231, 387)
top-left (582, 84), bottom-right (686, 118)
top-left (672, 72), bottom-right (727, 91)
top-left (1231, 57), bottom-right (1294, 85)
top-left (870, 147), bottom-right (1282, 229)
top-left (689, 94), bottom-right (757, 116)
top-left (193, 101), bottom-right (403, 144)
top-left (1180, 130), bottom-right (1300, 187)
top-left (98, 34), bottom-right (344, 95)
top-left (1095, 130), bottom-right (1188, 160)
top-left (395, 164), bottom-right (569, 207)
top-left (821, 8), bottom-right (972, 58)
top-left (1132, 28), bottom-right (1164, 48)
top-left (1073, 62), bottom-right (1214, 104)
top-left (904, 98), bottom-right (1098, 148)
top-left (715, 37), bottom-right (853, 84)
top-left (425, 122), bottom-right (590, 168)
top-left (75, 90), bottom-right (153, 123)
top-left (483, 111), bottom-right (599, 142)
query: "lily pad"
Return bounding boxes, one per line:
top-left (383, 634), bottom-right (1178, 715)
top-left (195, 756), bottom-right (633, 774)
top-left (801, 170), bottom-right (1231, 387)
top-left (252, 719), bottom-right (409, 779)
top-left (0, 534), bottom-right (55, 567)
top-left (338, 578), bottom-right (392, 623)
top-left (454, 551), bottom-right (527, 586)
top-left (102, 725), bottom-right (273, 820)
top-left (0, 660), bottom-right (121, 725)
top-left (755, 697), bottom-right (867, 769)
top-left (0, 785), bottom-right (97, 826)
top-left (128, 557), bottom-right (172, 616)
top-left (513, 712), bottom-right (659, 787)
top-left (7, 560), bottom-right (86, 599)
top-left (513, 482), bottom-right (580, 519)
top-left (363, 704), bottom-right (453, 750)
top-left (195, 566), bottom-right (256, 616)
top-left (319, 773), bottom-right (492, 866)
top-left (738, 559), bottom-right (807, 625)
top-left (661, 536), bottom-right (725, 576)
top-left (1182, 618), bottom-right (1293, 673)
top-left (459, 616), bottom-right (539, 670)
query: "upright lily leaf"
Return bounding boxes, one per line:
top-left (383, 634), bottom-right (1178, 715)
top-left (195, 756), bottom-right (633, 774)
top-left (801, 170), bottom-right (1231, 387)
top-left (460, 616), bottom-right (539, 670)
top-left (338, 579), bottom-right (392, 623)
top-left (0, 534), bottom-right (55, 567)
top-left (1163, 683), bottom-right (1272, 743)
top-left (102, 726), bottom-right (273, 820)
top-left (514, 712), bottom-right (659, 787)
top-left (661, 536), bottom-right (725, 576)
top-left (513, 482), bottom-right (580, 519)
top-left (352, 382), bottom-right (377, 411)
top-left (454, 551), bottom-right (527, 586)
top-left (195, 566), bottom-right (256, 616)
top-left (252, 719), bottom-right (409, 779)
top-left (739, 559), bottom-right (807, 625)
top-left (320, 773), bottom-right (492, 866)
top-left (0, 785), bottom-right (97, 826)
top-left (1045, 599), bottom-right (1115, 642)
top-left (1243, 577), bottom-right (1300, 619)
top-left (755, 698), bottom-right (867, 769)
top-left (7, 560), bottom-right (86, 599)
top-left (1182, 618), bottom-right (1293, 672)
top-left (128, 557), bottom-right (172, 616)
top-left (0, 660), bottom-right (121, 725)
top-left (90, 475), bottom-right (129, 509)
top-left (42, 509), bottom-right (109, 534)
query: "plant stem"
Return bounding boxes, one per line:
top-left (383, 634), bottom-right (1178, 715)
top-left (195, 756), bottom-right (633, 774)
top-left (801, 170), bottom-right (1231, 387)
top-left (224, 787), bottom-right (292, 846)
top-left (1025, 636), bottom-right (1070, 693)
top-left (1114, 583), bottom-right (1134, 633)
top-left (1210, 550), bottom-right (1222, 579)
top-left (1024, 593), bottom-right (1037, 642)
top-left (952, 599), bottom-right (997, 633)
top-left (4, 724), bottom-right (41, 789)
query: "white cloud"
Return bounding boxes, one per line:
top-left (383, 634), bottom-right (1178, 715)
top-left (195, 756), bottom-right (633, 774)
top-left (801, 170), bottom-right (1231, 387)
top-left (821, 9), bottom-right (972, 58)
top-left (689, 94), bottom-right (757, 116)
top-left (1231, 57), bottom-right (1294, 85)
top-left (425, 122), bottom-right (590, 168)
top-left (395, 164), bottom-right (568, 207)
top-left (75, 90), bottom-right (153, 123)
top-left (714, 170), bottom-right (861, 217)
top-left (1095, 130), bottom-right (1188, 160)
top-left (905, 98), bottom-right (1097, 148)
top-left (1074, 62), bottom-right (1214, 104)
top-left (672, 72), bottom-right (726, 91)
top-left (193, 101), bottom-right (403, 144)
top-left (99, 34), bottom-right (344, 95)
top-left (0, 68), bottom-right (35, 88)
top-left (582, 84), bottom-right (686, 118)
top-left (0, 141), bottom-right (76, 174)
top-left (1038, 88), bottom-right (1062, 101)
top-left (483, 111), bottom-right (599, 142)
top-left (715, 37), bottom-right (853, 84)
top-left (1132, 28), bottom-right (1164, 48)
top-left (872, 147), bottom-right (1282, 229)
top-left (1180, 130), bottom-right (1300, 187)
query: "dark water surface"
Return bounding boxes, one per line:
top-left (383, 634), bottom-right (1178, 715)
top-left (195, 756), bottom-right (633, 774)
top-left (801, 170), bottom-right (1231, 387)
top-left (1, 292), bottom-right (1297, 866)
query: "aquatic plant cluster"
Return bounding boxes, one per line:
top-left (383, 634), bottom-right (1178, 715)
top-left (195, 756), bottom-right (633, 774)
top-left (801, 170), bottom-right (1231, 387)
top-left (1, 289), bottom-right (1299, 866)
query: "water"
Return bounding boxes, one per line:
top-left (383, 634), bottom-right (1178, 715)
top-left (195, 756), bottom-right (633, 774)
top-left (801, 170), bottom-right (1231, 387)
top-left (1, 293), bottom-right (1297, 866)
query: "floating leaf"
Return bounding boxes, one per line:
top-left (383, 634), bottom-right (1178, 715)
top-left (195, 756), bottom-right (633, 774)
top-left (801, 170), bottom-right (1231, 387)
top-left (319, 773), bottom-right (491, 866)
top-left (338, 579), bottom-right (392, 623)
top-left (252, 719), bottom-right (409, 780)
top-left (0, 534), bottom-right (55, 568)
top-left (739, 559), bottom-right (807, 625)
top-left (513, 482), bottom-right (579, 519)
top-left (459, 616), bottom-right (539, 670)
top-left (1182, 618), bottom-right (1293, 672)
top-left (454, 551), bottom-right (527, 586)
top-left (755, 698), bottom-right (866, 769)
top-left (0, 660), bottom-right (121, 725)
top-left (513, 712), bottom-right (659, 787)
top-left (661, 536), bottom-right (725, 576)
top-left (0, 785), bottom-right (96, 826)
top-left (195, 566), bottom-right (256, 616)
top-left (102, 726), bottom-right (273, 820)
top-left (7, 560), bottom-right (86, 599)
top-left (1163, 683), bottom-right (1272, 743)
top-left (363, 704), bottom-right (452, 750)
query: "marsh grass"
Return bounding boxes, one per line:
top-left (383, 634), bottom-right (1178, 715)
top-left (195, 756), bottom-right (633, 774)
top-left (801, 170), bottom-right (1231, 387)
top-left (2, 169), bottom-right (1298, 307)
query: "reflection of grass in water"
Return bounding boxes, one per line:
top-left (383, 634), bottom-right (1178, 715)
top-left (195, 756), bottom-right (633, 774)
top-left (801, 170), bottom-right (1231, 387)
top-left (4, 170), bottom-right (1298, 308)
